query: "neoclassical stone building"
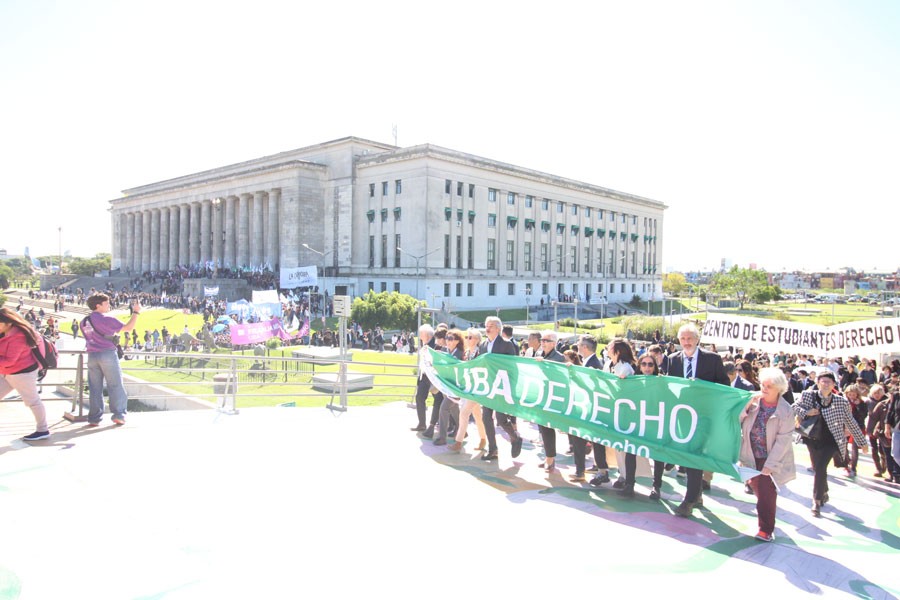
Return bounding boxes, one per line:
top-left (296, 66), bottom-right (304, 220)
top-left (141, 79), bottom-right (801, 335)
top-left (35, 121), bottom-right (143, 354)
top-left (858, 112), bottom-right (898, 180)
top-left (110, 137), bottom-right (666, 309)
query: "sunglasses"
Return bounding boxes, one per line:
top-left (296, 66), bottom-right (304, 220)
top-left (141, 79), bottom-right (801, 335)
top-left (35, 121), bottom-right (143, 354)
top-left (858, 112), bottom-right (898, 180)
top-left (639, 361), bottom-right (655, 367)
top-left (736, 368), bottom-right (743, 372)
top-left (541, 339), bottom-right (555, 342)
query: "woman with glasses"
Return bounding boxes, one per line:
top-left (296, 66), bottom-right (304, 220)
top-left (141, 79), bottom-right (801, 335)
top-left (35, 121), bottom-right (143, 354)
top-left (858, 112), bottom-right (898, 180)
top-left (534, 332), bottom-right (565, 472)
top-left (842, 383), bottom-right (867, 477)
top-left (736, 359), bottom-right (761, 391)
top-left (637, 355), bottom-right (672, 500)
top-left (433, 329), bottom-right (464, 446)
top-left (449, 328), bottom-right (487, 452)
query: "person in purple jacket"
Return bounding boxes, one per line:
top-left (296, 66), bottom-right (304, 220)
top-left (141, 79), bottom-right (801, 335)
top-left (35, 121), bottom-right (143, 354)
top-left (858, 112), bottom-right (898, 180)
top-left (80, 293), bottom-right (142, 426)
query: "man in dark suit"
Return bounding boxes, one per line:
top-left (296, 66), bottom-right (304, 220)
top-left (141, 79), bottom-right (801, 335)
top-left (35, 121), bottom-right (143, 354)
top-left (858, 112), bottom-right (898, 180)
top-left (411, 324), bottom-right (444, 433)
top-left (571, 335), bottom-right (611, 485)
top-left (535, 331), bottom-right (565, 471)
top-left (479, 316), bottom-right (522, 461)
top-left (667, 322), bottom-right (729, 517)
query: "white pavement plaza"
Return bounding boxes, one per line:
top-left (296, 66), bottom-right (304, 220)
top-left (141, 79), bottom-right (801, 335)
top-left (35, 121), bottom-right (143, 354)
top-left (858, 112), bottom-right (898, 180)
top-left (0, 397), bottom-right (897, 599)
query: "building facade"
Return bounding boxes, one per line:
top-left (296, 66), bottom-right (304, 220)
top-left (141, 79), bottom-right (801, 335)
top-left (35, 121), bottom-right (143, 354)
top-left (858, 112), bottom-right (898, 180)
top-left (110, 137), bottom-right (666, 309)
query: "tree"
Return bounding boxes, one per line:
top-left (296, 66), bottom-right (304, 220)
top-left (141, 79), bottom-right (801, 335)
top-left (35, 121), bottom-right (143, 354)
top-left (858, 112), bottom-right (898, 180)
top-left (351, 291), bottom-right (422, 331)
top-left (709, 266), bottom-right (769, 309)
top-left (1, 258), bottom-right (32, 277)
top-left (662, 272), bottom-right (687, 296)
top-left (0, 264), bottom-right (13, 289)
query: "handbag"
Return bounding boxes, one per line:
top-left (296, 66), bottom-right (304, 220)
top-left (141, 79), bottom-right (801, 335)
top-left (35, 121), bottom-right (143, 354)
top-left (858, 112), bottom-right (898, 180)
top-left (795, 396), bottom-right (826, 441)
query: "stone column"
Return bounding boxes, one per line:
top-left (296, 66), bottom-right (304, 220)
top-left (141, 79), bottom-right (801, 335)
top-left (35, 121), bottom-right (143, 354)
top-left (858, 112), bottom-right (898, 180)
top-left (200, 199), bottom-right (211, 266)
top-left (132, 212), bottom-right (142, 273)
top-left (149, 209), bottom-right (160, 271)
top-left (224, 195), bottom-right (236, 268)
top-left (124, 212), bottom-right (135, 274)
top-left (251, 191), bottom-right (265, 268)
top-left (168, 206), bottom-right (179, 269)
top-left (266, 188), bottom-right (280, 268)
top-left (212, 199), bottom-right (223, 269)
top-left (159, 207), bottom-right (169, 271)
top-left (238, 193), bottom-right (251, 268)
top-left (179, 204), bottom-right (190, 266)
top-left (141, 209), bottom-right (151, 273)
top-left (189, 202), bottom-right (201, 265)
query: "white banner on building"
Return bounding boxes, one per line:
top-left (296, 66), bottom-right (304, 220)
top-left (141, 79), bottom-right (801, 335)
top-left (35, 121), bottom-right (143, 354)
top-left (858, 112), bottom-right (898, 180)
top-left (204, 286), bottom-right (219, 297)
top-left (701, 313), bottom-right (900, 358)
top-left (279, 265), bottom-right (318, 289)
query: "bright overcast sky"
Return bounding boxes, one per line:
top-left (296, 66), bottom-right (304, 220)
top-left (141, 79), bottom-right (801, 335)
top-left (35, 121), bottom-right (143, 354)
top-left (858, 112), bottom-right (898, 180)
top-left (2, 1), bottom-right (898, 274)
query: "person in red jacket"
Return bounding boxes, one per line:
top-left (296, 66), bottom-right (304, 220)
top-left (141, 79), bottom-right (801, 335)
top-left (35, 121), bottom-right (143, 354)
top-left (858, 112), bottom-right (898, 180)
top-left (0, 308), bottom-right (50, 441)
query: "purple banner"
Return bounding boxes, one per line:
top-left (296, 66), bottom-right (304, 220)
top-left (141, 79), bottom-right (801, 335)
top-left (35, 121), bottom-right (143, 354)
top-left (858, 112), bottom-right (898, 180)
top-left (229, 318), bottom-right (293, 345)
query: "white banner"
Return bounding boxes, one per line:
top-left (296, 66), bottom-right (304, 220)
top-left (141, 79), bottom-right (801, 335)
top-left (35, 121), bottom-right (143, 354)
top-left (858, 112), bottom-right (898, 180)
top-left (203, 286), bottom-right (219, 297)
top-left (279, 265), bottom-right (318, 289)
top-left (700, 313), bottom-right (900, 357)
top-left (252, 290), bottom-right (280, 305)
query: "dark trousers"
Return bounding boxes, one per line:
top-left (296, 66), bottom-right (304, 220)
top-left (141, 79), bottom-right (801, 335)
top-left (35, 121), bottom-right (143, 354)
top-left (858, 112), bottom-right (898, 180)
top-left (482, 406), bottom-right (518, 453)
top-left (809, 438), bottom-right (838, 502)
top-left (414, 377), bottom-right (443, 429)
top-left (748, 456), bottom-right (778, 535)
top-left (652, 461), bottom-right (666, 489)
top-left (869, 435), bottom-right (886, 474)
top-left (624, 453), bottom-right (638, 486)
top-left (538, 425), bottom-right (557, 458)
top-left (882, 440), bottom-right (900, 479)
top-left (568, 435), bottom-right (608, 476)
top-left (685, 467), bottom-right (703, 503)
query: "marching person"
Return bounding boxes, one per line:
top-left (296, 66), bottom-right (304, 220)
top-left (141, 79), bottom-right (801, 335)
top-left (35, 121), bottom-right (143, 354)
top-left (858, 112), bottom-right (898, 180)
top-left (534, 331), bottom-right (565, 472)
top-left (793, 371), bottom-right (868, 517)
top-left (449, 328), bottom-right (487, 453)
top-left (0, 308), bottom-right (51, 441)
top-left (739, 368), bottom-right (796, 542)
top-left (479, 316), bottom-right (522, 461)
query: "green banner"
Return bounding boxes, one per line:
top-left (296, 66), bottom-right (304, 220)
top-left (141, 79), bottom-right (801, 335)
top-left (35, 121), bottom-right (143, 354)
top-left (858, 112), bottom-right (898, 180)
top-left (425, 349), bottom-right (753, 478)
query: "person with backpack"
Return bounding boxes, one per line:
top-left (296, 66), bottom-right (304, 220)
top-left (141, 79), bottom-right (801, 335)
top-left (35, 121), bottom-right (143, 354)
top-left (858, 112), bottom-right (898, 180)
top-left (0, 307), bottom-right (51, 441)
top-left (80, 293), bottom-right (142, 427)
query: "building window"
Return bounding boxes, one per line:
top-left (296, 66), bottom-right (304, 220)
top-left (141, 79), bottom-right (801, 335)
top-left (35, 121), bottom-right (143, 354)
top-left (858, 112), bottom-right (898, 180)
top-left (524, 242), bottom-right (532, 271)
top-left (457, 181), bottom-right (463, 196)
top-left (621, 283), bottom-right (626, 293)
top-left (456, 235), bottom-right (462, 269)
top-left (456, 209), bottom-right (463, 225)
top-left (540, 243), bottom-right (548, 272)
top-left (632, 283), bottom-right (637, 293)
top-left (368, 236), bottom-right (375, 268)
top-left (620, 250), bottom-right (626, 274)
top-left (506, 240), bottom-right (515, 270)
top-left (369, 183), bottom-right (375, 198)
top-left (556, 244), bottom-right (563, 270)
top-left (467, 237), bottom-right (474, 269)
top-left (525, 195), bottom-right (534, 208)
top-left (487, 239), bottom-right (496, 270)
top-left (631, 251), bottom-right (636, 275)
top-left (368, 281), bottom-right (374, 291)
top-left (445, 207), bottom-right (451, 222)
top-left (542, 198), bottom-right (549, 211)
top-left (598, 283), bottom-right (604, 293)
top-left (468, 183), bottom-right (475, 198)
top-left (381, 209), bottom-right (388, 223)
top-left (444, 283), bottom-right (451, 296)
top-left (456, 283), bottom-right (462, 296)
top-left (445, 179), bottom-right (452, 194)
top-left (621, 213), bottom-right (626, 224)
top-left (394, 207), bottom-right (401, 221)
top-left (395, 235), bottom-right (401, 267)
top-left (381, 235), bottom-right (387, 268)
top-left (507, 192), bottom-right (516, 205)
top-left (395, 180), bottom-right (402, 194)
top-left (381, 282), bottom-right (387, 292)
top-left (542, 283), bottom-right (548, 295)
top-left (394, 282), bottom-right (400, 292)
top-left (382, 181), bottom-right (388, 196)
top-left (508, 283), bottom-right (515, 295)
top-left (487, 214), bottom-right (497, 228)
top-left (488, 283), bottom-right (496, 296)
top-left (444, 234), bottom-right (451, 268)
top-left (488, 188), bottom-right (497, 203)
top-left (570, 246), bottom-right (577, 272)
top-left (585, 207), bottom-right (591, 217)
top-left (571, 205), bottom-right (578, 216)
top-left (597, 249), bottom-right (603, 274)
top-left (584, 247), bottom-right (591, 273)
top-left (557, 202), bottom-right (564, 214)
top-left (467, 283), bottom-right (473, 296)
top-left (610, 211), bottom-right (615, 222)
top-left (598, 209), bottom-right (604, 221)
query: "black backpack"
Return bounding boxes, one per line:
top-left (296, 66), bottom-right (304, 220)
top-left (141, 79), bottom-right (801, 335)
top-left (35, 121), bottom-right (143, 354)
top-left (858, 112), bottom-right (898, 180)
top-left (30, 334), bottom-right (59, 381)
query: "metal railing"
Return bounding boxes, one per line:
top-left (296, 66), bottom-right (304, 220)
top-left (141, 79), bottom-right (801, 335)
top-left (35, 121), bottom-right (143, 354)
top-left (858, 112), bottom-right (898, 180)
top-left (49, 349), bottom-right (418, 418)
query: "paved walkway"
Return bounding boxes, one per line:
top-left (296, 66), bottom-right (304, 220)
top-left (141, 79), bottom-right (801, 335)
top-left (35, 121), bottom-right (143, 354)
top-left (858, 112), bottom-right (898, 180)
top-left (0, 397), bottom-right (897, 599)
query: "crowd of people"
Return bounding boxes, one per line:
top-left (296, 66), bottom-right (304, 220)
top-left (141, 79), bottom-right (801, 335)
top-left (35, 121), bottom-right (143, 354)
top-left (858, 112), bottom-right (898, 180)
top-left (412, 318), bottom-right (900, 543)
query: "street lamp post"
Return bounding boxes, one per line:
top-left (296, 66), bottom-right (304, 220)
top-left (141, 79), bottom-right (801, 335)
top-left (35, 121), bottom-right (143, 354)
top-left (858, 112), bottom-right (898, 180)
top-left (397, 246), bottom-right (440, 300)
top-left (302, 243), bottom-right (332, 316)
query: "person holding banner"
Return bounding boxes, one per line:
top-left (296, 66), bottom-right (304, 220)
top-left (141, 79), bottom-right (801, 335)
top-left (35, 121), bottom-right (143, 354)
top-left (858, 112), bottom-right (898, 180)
top-left (449, 328), bottom-right (487, 453)
top-left (793, 371), bottom-right (868, 517)
top-left (668, 323), bottom-right (729, 518)
top-left (739, 367), bottom-right (796, 542)
top-left (432, 329), bottom-right (463, 447)
top-left (534, 331), bottom-right (565, 472)
top-left (479, 316), bottom-right (522, 461)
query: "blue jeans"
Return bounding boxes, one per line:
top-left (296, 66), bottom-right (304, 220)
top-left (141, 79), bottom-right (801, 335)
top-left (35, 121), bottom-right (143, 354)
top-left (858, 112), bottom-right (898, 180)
top-left (892, 433), bottom-right (900, 470)
top-left (87, 349), bottom-right (128, 423)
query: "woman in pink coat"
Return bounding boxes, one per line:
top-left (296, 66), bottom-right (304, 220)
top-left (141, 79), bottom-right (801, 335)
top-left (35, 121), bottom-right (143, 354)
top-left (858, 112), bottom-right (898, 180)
top-left (0, 308), bottom-right (50, 441)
